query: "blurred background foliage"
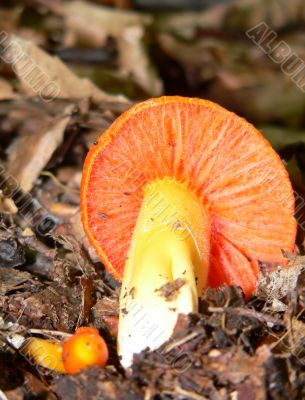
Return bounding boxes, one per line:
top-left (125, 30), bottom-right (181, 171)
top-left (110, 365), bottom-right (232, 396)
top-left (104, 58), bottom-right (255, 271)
top-left (1, 0), bottom-right (305, 210)
top-left (1, 1), bottom-right (305, 130)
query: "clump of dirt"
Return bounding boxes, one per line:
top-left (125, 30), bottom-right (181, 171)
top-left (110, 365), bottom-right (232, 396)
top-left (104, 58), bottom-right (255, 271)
top-left (155, 278), bottom-right (185, 302)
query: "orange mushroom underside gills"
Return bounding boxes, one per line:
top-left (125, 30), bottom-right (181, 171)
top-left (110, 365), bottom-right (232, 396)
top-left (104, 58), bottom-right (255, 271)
top-left (81, 96), bottom-right (296, 367)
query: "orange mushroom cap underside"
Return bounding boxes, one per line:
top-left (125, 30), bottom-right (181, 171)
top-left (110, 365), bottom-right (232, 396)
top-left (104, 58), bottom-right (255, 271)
top-left (81, 96), bottom-right (296, 298)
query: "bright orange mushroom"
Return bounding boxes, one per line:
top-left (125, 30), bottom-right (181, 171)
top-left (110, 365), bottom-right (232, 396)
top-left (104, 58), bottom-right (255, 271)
top-left (62, 327), bottom-right (109, 375)
top-left (81, 96), bottom-right (296, 367)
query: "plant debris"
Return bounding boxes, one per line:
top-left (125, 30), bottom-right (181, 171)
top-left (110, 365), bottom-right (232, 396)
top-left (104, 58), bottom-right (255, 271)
top-left (155, 278), bottom-right (186, 302)
top-left (0, 0), bottom-right (305, 398)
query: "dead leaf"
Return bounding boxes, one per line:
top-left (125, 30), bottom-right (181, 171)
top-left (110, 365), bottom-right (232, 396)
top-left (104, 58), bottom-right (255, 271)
top-left (55, 1), bottom-right (162, 96)
top-left (157, 0), bottom-right (305, 40)
top-left (255, 255), bottom-right (305, 310)
top-left (57, 1), bottom-right (152, 46)
top-left (117, 26), bottom-right (163, 96)
top-left (49, 203), bottom-right (79, 218)
top-left (67, 211), bottom-right (100, 263)
top-left (7, 103), bottom-right (74, 192)
top-left (155, 278), bottom-right (185, 302)
top-left (0, 269), bottom-right (31, 296)
top-left (0, 6), bottom-right (22, 33)
top-left (15, 283), bottom-right (82, 331)
top-left (287, 317), bottom-right (305, 362)
top-left (0, 79), bottom-right (17, 100)
top-left (2, 35), bottom-right (128, 106)
top-left (159, 29), bottom-right (305, 127)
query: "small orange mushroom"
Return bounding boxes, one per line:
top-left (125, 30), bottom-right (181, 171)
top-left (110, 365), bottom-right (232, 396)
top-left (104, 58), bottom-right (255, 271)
top-left (81, 96), bottom-right (296, 366)
top-left (62, 327), bottom-right (109, 375)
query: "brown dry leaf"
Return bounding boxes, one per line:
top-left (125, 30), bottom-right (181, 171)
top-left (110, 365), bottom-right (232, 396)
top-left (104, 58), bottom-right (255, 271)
top-left (117, 25), bottom-right (163, 96)
top-left (52, 367), bottom-right (144, 400)
top-left (2, 35), bottom-right (128, 105)
top-left (287, 317), bottom-right (305, 362)
top-left (7, 103), bottom-right (74, 192)
top-left (52, 211), bottom-right (94, 261)
top-left (0, 6), bottom-right (23, 33)
top-left (0, 79), bottom-right (17, 100)
top-left (57, 1), bottom-right (152, 45)
top-left (157, 0), bottom-right (305, 40)
top-left (3, 388), bottom-right (24, 400)
top-left (62, 211), bottom-right (100, 263)
top-left (255, 255), bottom-right (305, 311)
top-left (11, 283), bottom-right (82, 331)
top-left (205, 345), bottom-right (270, 399)
top-left (49, 203), bottom-right (79, 218)
top-left (155, 278), bottom-right (185, 302)
top-left (158, 32), bottom-right (270, 86)
top-left (0, 268), bottom-right (31, 297)
top-left (0, 198), bottom-right (18, 215)
top-left (22, 370), bottom-right (57, 400)
top-left (158, 31), bottom-right (305, 127)
top-left (56, 1), bottom-right (162, 96)
top-left (92, 296), bottom-right (119, 320)
top-left (158, 33), bottom-right (223, 80)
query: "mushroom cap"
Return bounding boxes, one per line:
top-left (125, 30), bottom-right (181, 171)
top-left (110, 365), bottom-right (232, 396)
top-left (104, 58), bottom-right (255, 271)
top-left (81, 96), bottom-right (296, 297)
top-left (62, 327), bottom-right (108, 374)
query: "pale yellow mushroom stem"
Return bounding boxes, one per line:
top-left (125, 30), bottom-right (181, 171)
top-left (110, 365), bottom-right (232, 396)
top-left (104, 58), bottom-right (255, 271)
top-left (118, 178), bottom-right (210, 367)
